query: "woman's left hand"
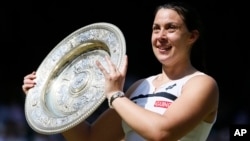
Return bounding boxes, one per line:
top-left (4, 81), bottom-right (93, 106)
top-left (95, 55), bottom-right (128, 98)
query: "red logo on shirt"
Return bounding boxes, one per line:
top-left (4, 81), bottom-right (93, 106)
top-left (154, 101), bottom-right (172, 108)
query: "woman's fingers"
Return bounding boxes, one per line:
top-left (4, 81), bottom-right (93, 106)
top-left (104, 56), bottom-right (118, 74)
top-left (96, 56), bottom-right (119, 75)
top-left (120, 55), bottom-right (128, 77)
top-left (22, 71), bottom-right (36, 94)
top-left (95, 55), bottom-right (128, 97)
top-left (96, 59), bottom-right (110, 76)
top-left (107, 55), bottom-right (128, 72)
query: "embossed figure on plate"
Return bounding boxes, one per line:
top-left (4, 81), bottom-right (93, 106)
top-left (25, 22), bottom-right (126, 134)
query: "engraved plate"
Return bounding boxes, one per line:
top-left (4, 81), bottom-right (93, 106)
top-left (25, 22), bottom-right (126, 134)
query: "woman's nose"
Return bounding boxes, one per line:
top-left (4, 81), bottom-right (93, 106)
top-left (157, 30), bottom-right (167, 39)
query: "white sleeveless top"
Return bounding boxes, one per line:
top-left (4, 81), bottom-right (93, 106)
top-left (122, 72), bottom-right (216, 141)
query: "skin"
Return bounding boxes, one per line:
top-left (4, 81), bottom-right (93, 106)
top-left (22, 8), bottom-right (219, 141)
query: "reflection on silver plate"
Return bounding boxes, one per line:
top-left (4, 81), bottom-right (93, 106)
top-left (25, 22), bottom-right (126, 135)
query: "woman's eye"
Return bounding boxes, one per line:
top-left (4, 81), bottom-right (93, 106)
top-left (152, 27), bottom-right (160, 32)
top-left (167, 25), bottom-right (178, 32)
top-left (170, 25), bottom-right (178, 29)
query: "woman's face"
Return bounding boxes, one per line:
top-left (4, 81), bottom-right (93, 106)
top-left (151, 8), bottom-right (196, 66)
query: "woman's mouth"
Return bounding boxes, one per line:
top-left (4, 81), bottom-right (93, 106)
top-left (158, 46), bottom-right (172, 51)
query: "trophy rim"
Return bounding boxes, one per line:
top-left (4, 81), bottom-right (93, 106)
top-left (24, 22), bottom-right (126, 134)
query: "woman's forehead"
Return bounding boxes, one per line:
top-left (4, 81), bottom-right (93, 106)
top-left (154, 9), bottom-right (184, 24)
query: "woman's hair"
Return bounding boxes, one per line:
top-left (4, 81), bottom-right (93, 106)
top-left (154, 1), bottom-right (208, 72)
top-left (154, 1), bottom-right (203, 34)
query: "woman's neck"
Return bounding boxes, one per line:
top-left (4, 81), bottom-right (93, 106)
top-left (161, 63), bottom-right (196, 81)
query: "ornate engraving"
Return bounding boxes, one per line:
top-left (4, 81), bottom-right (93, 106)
top-left (25, 22), bottom-right (126, 134)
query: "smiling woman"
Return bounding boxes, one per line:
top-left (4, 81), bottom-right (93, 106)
top-left (0, 0), bottom-right (249, 140)
top-left (22, 1), bottom-right (219, 141)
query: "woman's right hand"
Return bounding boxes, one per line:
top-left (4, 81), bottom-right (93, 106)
top-left (22, 71), bottom-right (36, 95)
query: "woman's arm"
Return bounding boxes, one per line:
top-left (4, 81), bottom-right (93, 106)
top-left (62, 109), bottom-right (124, 141)
top-left (111, 75), bottom-right (219, 141)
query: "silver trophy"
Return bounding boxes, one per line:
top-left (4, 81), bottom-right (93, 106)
top-left (24, 22), bottom-right (126, 134)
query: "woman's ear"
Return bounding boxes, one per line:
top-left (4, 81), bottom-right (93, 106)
top-left (188, 30), bottom-right (199, 45)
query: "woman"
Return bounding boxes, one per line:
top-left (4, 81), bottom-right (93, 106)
top-left (22, 1), bottom-right (219, 141)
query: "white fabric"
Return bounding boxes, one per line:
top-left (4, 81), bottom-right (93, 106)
top-left (122, 72), bottom-right (216, 141)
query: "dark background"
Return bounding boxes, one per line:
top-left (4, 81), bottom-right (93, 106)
top-left (0, 0), bottom-right (249, 140)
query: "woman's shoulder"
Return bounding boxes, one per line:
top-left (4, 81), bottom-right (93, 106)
top-left (125, 79), bottom-right (143, 97)
top-left (190, 71), bottom-right (218, 85)
top-left (124, 74), bottom-right (158, 97)
top-left (185, 71), bottom-right (219, 94)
